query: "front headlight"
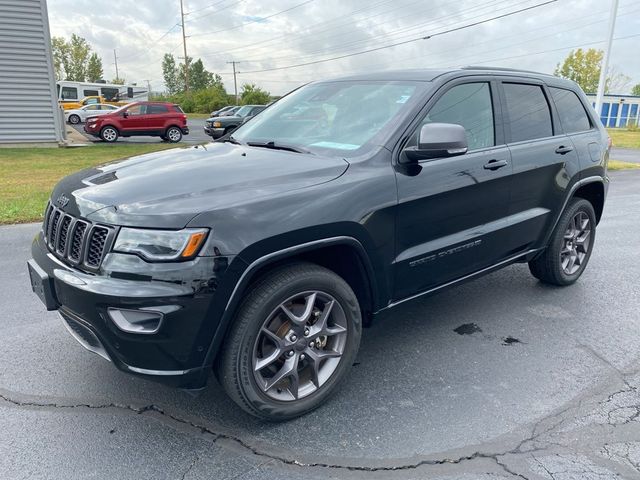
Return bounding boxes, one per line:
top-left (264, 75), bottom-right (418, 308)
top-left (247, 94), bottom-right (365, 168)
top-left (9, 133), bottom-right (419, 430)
top-left (213, 121), bottom-right (222, 128)
top-left (113, 227), bottom-right (208, 261)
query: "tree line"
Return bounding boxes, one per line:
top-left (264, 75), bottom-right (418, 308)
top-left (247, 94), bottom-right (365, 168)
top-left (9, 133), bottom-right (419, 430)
top-left (48, 35), bottom-right (272, 112)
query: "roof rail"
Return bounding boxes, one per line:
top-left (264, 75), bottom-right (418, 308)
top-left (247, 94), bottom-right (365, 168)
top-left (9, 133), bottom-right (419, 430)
top-left (461, 65), bottom-right (554, 77)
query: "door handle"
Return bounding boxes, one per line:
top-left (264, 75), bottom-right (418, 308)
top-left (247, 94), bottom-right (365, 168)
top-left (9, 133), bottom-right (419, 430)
top-left (555, 145), bottom-right (573, 155)
top-left (483, 159), bottom-right (508, 170)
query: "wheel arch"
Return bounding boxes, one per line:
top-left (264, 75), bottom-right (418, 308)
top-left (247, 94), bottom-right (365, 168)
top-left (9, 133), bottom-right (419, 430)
top-left (205, 236), bottom-right (379, 367)
top-left (573, 180), bottom-right (605, 224)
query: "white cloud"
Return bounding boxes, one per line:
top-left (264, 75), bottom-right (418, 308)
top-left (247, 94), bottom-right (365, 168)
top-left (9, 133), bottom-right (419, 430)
top-left (47, 0), bottom-right (640, 95)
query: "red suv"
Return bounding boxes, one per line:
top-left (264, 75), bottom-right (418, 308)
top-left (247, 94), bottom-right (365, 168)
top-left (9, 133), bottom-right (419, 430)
top-left (84, 102), bottom-right (189, 143)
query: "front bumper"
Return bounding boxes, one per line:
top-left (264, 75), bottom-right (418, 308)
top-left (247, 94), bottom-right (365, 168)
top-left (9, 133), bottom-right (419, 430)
top-left (204, 126), bottom-right (226, 138)
top-left (84, 123), bottom-right (99, 135)
top-left (28, 231), bottom-right (236, 389)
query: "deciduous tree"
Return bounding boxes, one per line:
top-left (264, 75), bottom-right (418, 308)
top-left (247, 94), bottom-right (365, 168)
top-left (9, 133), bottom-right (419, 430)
top-left (86, 53), bottom-right (103, 82)
top-left (240, 83), bottom-right (271, 105)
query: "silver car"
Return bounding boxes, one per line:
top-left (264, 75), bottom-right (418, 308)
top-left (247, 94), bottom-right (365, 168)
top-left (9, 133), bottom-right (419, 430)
top-left (65, 104), bottom-right (119, 124)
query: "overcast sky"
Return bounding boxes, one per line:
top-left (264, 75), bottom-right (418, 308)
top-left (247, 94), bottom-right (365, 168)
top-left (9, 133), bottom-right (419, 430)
top-left (47, 0), bottom-right (640, 95)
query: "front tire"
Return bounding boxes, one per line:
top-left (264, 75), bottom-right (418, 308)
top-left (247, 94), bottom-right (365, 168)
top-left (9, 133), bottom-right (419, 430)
top-left (100, 126), bottom-right (119, 143)
top-left (529, 198), bottom-right (596, 286)
top-left (218, 263), bottom-right (362, 420)
top-left (165, 126), bottom-right (182, 143)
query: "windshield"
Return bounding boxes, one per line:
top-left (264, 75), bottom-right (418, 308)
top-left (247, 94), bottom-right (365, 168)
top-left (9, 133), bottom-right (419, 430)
top-left (236, 106), bottom-right (254, 117)
top-left (232, 81), bottom-right (423, 156)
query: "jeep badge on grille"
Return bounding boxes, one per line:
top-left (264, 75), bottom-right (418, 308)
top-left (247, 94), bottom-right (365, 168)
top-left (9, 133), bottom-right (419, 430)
top-left (56, 194), bottom-right (70, 207)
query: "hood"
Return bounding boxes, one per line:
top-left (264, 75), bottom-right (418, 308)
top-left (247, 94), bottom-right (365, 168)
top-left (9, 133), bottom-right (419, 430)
top-left (206, 115), bottom-right (242, 123)
top-left (51, 142), bottom-right (349, 229)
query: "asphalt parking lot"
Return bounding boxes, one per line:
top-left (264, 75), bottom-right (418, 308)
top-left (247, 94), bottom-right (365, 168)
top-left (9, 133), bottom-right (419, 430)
top-left (2, 170), bottom-right (640, 480)
top-left (71, 118), bottom-right (211, 144)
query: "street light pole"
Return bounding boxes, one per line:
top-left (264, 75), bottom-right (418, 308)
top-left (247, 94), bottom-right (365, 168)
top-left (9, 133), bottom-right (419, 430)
top-left (594, 0), bottom-right (619, 120)
top-left (227, 61), bottom-right (241, 105)
top-left (180, 0), bottom-right (189, 92)
top-left (113, 49), bottom-right (119, 80)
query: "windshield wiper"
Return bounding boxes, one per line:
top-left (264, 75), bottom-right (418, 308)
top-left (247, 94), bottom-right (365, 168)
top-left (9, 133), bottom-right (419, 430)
top-left (223, 135), bottom-right (243, 145)
top-left (246, 141), bottom-right (313, 155)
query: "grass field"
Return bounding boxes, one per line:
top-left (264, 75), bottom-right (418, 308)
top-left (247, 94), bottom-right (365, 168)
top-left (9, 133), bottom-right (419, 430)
top-left (186, 113), bottom-right (211, 119)
top-left (607, 128), bottom-right (640, 149)
top-left (609, 160), bottom-right (640, 171)
top-left (0, 144), bottom-right (182, 225)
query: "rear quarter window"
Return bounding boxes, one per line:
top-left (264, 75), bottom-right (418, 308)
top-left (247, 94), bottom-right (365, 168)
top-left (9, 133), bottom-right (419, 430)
top-left (503, 83), bottom-right (553, 142)
top-left (550, 87), bottom-right (592, 133)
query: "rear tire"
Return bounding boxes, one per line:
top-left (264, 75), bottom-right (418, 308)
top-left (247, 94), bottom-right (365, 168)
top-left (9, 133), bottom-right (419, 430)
top-left (100, 126), bottom-right (118, 143)
top-left (528, 198), bottom-right (596, 286)
top-left (218, 263), bottom-right (362, 420)
top-left (68, 114), bottom-right (81, 124)
top-left (165, 126), bottom-right (182, 143)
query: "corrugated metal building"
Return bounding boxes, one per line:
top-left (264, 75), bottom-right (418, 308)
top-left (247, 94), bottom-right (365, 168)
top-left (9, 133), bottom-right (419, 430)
top-left (0, 0), bottom-right (63, 145)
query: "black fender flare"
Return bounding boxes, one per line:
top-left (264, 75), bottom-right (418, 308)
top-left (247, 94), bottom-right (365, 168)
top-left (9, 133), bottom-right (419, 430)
top-left (203, 236), bottom-right (377, 368)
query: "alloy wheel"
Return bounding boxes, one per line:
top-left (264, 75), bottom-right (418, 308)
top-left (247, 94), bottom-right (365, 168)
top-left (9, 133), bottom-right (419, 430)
top-left (252, 291), bottom-right (348, 402)
top-left (102, 128), bottom-right (117, 142)
top-left (560, 211), bottom-right (591, 275)
top-left (167, 128), bottom-right (181, 142)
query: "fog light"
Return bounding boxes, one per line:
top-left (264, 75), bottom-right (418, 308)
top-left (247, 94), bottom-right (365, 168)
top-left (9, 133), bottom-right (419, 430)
top-left (108, 308), bottom-right (164, 334)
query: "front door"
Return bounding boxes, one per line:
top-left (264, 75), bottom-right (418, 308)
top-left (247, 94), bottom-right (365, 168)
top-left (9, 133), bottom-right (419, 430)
top-left (394, 79), bottom-right (512, 300)
top-left (119, 104), bottom-right (149, 133)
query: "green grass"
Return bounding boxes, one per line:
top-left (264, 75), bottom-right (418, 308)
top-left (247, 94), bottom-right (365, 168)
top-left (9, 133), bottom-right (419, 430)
top-left (0, 144), bottom-right (182, 225)
top-left (608, 160), bottom-right (640, 171)
top-left (186, 113), bottom-right (211, 119)
top-left (607, 128), bottom-right (640, 149)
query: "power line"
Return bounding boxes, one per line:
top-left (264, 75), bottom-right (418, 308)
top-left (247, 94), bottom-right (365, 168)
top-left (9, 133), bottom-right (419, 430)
top-left (196, 0), bottom-right (404, 58)
top-left (184, 0), bottom-right (246, 22)
top-left (189, 0), bottom-right (314, 37)
top-left (184, 0), bottom-right (227, 15)
top-left (238, 0), bottom-right (558, 74)
top-left (234, 0), bottom-right (523, 66)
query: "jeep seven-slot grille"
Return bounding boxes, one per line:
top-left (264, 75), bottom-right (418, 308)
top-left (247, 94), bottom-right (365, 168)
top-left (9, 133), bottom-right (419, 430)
top-left (43, 202), bottom-right (113, 269)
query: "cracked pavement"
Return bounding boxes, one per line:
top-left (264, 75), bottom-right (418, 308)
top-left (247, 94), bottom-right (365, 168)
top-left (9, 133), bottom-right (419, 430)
top-left (1, 170), bottom-right (640, 479)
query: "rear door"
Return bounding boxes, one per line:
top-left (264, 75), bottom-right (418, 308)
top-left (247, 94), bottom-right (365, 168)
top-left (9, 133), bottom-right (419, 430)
top-left (498, 79), bottom-right (581, 252)
top-left (393, 78), bottom-right (513, 300)
top-left (548, 86), bottom-right (604, 171)
top-left (146, 104), bottom-right (170, 131)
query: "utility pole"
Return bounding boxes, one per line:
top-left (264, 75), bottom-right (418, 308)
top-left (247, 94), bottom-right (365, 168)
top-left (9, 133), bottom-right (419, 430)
top-left (180, 0), bottom-right (190, 91)
top-left (226, 61), bottom-right (241, 104)
top-left (144, 79), bottom-right (151, 95)
top-left (113, 49), bottom-right (119, 80)
top-left (594, 0), bottom-right (619, 120)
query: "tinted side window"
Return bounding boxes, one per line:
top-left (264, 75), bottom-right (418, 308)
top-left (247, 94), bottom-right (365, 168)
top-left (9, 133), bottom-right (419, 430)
top-left (84, 89), bottom-right (99, 97)
top-left (148, 105), bottom-right (169, 114)
top-left (418, 82), bottom-right (495, 150)
top-left (503, 83), bottom-right (552, 142)
top-left (550, 87), bottom-right (591, 133)
top-left (61, 87), bottom-right (77, 100)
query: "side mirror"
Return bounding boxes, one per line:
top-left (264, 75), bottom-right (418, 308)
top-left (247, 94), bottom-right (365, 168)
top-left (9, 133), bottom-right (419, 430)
top-left (402, 123), bottom-right (468, 162)
top-left (122, 111), bottom-right (129, 118)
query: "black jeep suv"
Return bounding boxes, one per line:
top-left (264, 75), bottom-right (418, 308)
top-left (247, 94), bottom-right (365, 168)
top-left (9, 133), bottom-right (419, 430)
top-left (28, 67), bottom-right (609, 420)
